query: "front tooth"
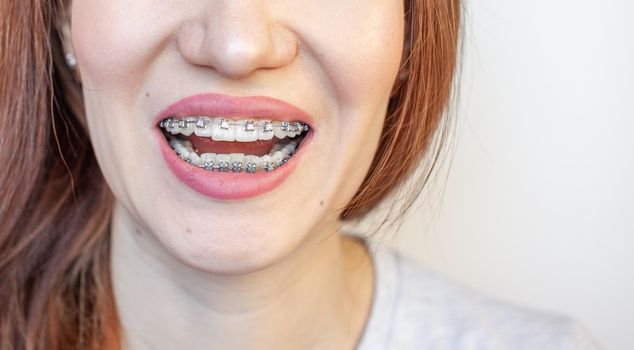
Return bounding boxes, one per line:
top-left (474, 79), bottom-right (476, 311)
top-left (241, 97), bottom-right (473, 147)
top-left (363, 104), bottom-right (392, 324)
top-left (245, 155), bottom-right (259, 173)
top-left (194, 117), bottom-right (213, 137)
top-left (212, 118), bottom-right (236, 141)
top-left (231, 153), bottom-right (245, 172)
top-left (235, 120), bottom-right (258, 142)
top-left (230, 153), bottom-right (245, 162)
top-left (216, 154), bottom-right (231, 172)
top-left (200, 153), bottom-right (216, 169)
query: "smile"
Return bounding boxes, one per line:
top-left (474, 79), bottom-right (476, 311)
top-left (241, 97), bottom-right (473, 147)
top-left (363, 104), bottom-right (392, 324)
top-left (160, 117), bottom-right (310, 173)
top-left (154, 93), bottom-right (314, 200)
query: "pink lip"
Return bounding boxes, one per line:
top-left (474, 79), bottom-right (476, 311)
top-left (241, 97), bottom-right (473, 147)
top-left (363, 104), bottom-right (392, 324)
top-left (154, 93), bottom-right (314, 200)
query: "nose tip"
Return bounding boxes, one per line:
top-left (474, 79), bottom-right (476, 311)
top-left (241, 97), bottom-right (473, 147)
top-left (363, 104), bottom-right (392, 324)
top-left (176, 6), bottom-right (298, 79)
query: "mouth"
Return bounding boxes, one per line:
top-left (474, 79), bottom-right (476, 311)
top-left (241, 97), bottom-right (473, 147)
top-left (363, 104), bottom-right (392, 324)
top-left (159, 117), bottom-right (310, 173)
top-left (154, 93), bottom-right (314, 200)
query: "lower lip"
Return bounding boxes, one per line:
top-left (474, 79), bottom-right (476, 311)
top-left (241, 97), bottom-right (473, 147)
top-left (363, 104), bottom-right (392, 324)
top-left (156, 129), bottom-right (312, 200)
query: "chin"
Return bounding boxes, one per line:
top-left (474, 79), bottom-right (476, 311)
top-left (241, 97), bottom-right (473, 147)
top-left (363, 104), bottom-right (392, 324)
top-left (137, 204), bottom-right (315, 276)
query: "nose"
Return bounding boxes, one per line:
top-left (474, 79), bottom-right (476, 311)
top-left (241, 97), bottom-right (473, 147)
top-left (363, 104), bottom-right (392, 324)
top-left (176, 2), bottom-right (298, 79)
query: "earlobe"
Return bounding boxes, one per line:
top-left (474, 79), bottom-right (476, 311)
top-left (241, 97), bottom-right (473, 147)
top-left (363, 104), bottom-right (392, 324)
top-left (56, 3), bottom-right (77, 70)
top-left (65, 52), bottom-right (77, 68)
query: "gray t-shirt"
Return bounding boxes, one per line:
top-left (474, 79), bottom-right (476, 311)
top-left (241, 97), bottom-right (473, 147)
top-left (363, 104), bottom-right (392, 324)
top-left (354, 237), bottom-right (602, 350)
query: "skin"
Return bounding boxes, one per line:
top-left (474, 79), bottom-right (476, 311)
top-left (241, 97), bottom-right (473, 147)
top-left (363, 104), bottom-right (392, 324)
top-left (61, 0), bottom-right (404, 348)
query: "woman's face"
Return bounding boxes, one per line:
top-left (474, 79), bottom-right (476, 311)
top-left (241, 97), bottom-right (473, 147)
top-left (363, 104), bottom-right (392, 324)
top-left (68, 0), bottom-right (404, 273)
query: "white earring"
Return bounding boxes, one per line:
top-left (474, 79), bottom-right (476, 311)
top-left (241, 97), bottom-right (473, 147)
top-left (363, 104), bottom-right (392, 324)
top-left (65, 52), bottom-right (77, 69)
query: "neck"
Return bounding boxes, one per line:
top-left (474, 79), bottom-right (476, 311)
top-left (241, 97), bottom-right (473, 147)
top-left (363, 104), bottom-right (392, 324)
top-left (110, 201), bottom-right (374, 350)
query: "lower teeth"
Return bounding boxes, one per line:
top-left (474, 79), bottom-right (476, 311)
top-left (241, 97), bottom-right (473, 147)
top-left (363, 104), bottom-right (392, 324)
top-left (168, 136), bottom-right (299, 173)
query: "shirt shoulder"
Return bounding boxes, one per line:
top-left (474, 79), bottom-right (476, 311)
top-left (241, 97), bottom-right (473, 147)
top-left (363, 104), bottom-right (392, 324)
top-left (356, 238), bottom-right (602, 350)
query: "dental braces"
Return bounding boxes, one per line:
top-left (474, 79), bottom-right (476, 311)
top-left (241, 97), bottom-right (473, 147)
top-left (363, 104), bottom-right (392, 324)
top-left (182, 153), bottom-right (292, 173)
top-left (160, 117), bottom-right (310, 133)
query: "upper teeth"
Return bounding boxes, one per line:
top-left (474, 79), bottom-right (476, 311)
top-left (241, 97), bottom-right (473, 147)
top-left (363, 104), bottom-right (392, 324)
top-left (160, 116), bottom-right (309, 142)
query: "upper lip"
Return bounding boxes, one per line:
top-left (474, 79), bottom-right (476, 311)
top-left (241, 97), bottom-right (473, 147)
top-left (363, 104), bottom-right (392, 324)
top-left (154, 93), bottom-right (315, 128)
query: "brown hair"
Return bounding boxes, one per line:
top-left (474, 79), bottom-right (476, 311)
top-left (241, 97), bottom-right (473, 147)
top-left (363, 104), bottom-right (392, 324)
top-left (0, 0), bottom-right (461, 349)
top-left (342, 0), bottom-right (461, 222)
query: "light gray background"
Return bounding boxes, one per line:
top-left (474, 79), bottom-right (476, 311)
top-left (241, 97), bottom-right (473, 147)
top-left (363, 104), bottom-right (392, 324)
top-left (393, 1), bottom-right (633, 349)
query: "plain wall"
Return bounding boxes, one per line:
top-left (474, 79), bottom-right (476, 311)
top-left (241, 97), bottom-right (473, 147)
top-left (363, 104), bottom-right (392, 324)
top-left (395, 1), bottom-right (634, 349)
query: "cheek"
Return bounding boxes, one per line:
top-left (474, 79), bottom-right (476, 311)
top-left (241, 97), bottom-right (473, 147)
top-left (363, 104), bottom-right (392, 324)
top-left (290, 1), bottom-right (404, 207)
top-left (336, 11), bottom-right (404, 106)
top-left (289, 0), bottom-right (404, 107)
top-left (70, 1), bottom-right (178, 90)
top-left (70, 1), bottom-right (177, 199)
